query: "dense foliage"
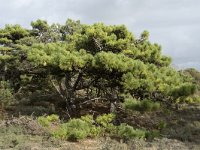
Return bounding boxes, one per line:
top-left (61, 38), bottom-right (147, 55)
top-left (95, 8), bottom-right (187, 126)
top-left (0, 19), bottom-right (197, 117)
top-left (38, 114), bottom-right (150, 141)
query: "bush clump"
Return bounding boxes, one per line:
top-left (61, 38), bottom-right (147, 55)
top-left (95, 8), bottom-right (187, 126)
top-left (56, 119), bottom-right (90, 141)
top-left (0, 81), bottom-right (15, 108)
top-left (96, 113), bottom-right (116, 134)
top-left (38, 114), bottom-right (152, 141)
top-left (176, 96), bottom-right (200, 104)
top-left (123, 98), bottom-right (160, 112)
top-left (117, 123), bottom-right (146, 140)
top-left (38, 114), bottom-right (59, 128)
top-left (81, 115), bottom-right (102, 137)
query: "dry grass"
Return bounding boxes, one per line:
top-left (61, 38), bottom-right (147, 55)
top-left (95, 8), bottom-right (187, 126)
top-left (0, 104), bottom-right (200, 149)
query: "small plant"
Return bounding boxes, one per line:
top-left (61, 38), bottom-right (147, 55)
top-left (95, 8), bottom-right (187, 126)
top-left (158, 120), bottom-right (167, 131)
top-left (46, 114), bottom-right (59, 122)
top-left (122, 98), bottom-right (138, 110)
top-left (80, 115), bottom-right (102, 137)
top-left (140, 99), bottom-right (160, 112)
top-left (38, 114), bottom-right (159, 141)
top-left (89, 126), bottom-right (102, 137)
top-left (96, 113), bottom-right (116, 134)
top-left (51, 124), bottom-right (68, 139)
top-left (185, 96), bottom-right (200, 103)
top-left (38, 116), bottom-right (50, 127)
top-left (123, 98), bottom-right (160, 112)
top-left (51, 118), bottom-right (91, 141)
top-left (0, 81), bottom-right (15, 108)
top-left (38, 114), bottom-right (59, 128)
top-left (67, 119), bottom-right (90, 140)
top-left (81, 114), bottom-right (94, 125)
top-left (96, 113), bottom-right (115, 127)
top-left (117, 123), bottom-right (146, 140)
top-left (175, 95), bottom-right (200, 104)
top-left (145, 130), bottom-right (160, 140)
top-left (193, 96), bottom-right (200, 103)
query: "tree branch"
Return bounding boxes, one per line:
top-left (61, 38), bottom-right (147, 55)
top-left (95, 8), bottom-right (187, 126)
top-left (72, 72), bottom-right (83, 92)
top-left (79, 97), bottom-right (107, 105)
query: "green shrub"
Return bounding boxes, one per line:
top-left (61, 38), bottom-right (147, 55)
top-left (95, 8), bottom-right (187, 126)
top-left (38, 116), bottom-right (50, 127)
top-left (96, 113), bottom-right (115, 127)
top-left (145, 130), bottom-right (160, 140)
top-left (122, 98), bottom-right (138, 110)
top-left (51, 124), bottom-right (68, 139)
top-left (52, 118), bottom-right (91, 141)
top-left (80, 115), bottom-right (102, 137)
top-left (39, 114), bottom-right (158, 141)
top-left (81, 114), bottom-right (94, 125)
top-left (176, 96), bottom-right (200, 103)
top-left (89, 126), bottom-right (102, 137)
top-left (123, 98), bottom-right (160, 112)
top-left (46, 114), bottom-right (59, 122)
top-left (67, 119), bottom-right (90, 140)
top-left (96, 113), bottom-right (116, 134)
top-left (117, 123), bottom-right (146, 139)
top-left (0, 81), bottom-right (15, 108)
top-left (193, 96), bottom-right (200, 103)
top-left (171, 83), bottom-right (196, 98)
top-left (38, 114), bottom-right (59, 128)
top-left (158, 120), bottom-right (167, 130)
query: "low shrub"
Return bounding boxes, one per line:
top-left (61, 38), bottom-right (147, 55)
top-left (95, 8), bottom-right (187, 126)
top-left (176, 96), bottom-right (200, 103)
top-left (46, 114), bottom-right (59, 122)
top-left (0, 81), bottom-right (15, 108)
top-left (158, 120), bottom-right (167, 130)
top-left (38, 114), bottom-right (153, 141)
top-left (145, 130), bottom-right (160, 140)
top-left (52, 118), bottom-right (91, 141)
top-left (96, 114), bottom-right (115, 126)
top-left (96, 113), bottom-right (117, 135)
top-left (51, 124), bottom-right (68, 139)
top-left (80, 114), bottom-right (94, 125)
top-left (117, 123), bottom-right (146, 140)
top-left (65, 119), bottom-right (90, 141)
top-left (89, 126), bottom-right (102, 137)
top-left (38, 114), bottom-right (59, 128)
top-left (80, 115), bottom-right (102, 137)
top-left (123, 98), bottom-right (160, 112)
top-left (38, 116), bottom-right (50, 127)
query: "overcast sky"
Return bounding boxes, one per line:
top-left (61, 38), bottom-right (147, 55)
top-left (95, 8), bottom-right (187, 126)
top-left (0, 0), bottom-right (199, 70)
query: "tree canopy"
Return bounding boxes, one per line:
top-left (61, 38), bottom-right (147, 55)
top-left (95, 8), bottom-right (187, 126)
top-left (0, 19), bottom-right (197, 117)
